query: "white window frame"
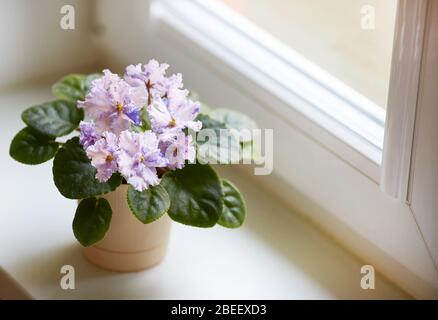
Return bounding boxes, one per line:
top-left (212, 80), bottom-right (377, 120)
top-left (152, 0), bottom-right (426, 195)
top-left (381, 0), bottom-right (428, 199)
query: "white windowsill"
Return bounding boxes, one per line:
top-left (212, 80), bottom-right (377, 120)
top-left (0, 84), bottom-right (406, 299)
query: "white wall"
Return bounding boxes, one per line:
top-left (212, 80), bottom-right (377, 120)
top-left (0, 0), bottom-right (97, 89)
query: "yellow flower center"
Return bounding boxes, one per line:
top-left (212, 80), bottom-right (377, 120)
top-left (169, 118), bottom-right (176, 127)
top-left (116, 102), bottom-right (123, 113)
top-left (105, 154), bottom-right (113, 162)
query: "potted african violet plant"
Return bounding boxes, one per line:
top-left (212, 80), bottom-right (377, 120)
top-left (9, 59), bottom-right (257, 271)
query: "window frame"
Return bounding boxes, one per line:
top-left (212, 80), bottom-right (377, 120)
top-left (381, 0), bottom-right (429, 199)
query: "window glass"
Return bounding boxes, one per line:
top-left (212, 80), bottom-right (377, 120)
top-left (220, 0), bottom-right (398, 108)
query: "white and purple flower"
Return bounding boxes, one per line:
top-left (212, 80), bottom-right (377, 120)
top-left (160, 132), bottom-right (196, 170)
top-left (78, 70), bottom-right (147, 134)
top-left (117, 130), bottom-right (169, 191)
top-left (148, 97), bottom-right (202, 136)
top-left (79, 61), bottom-right (203, 191)
top-left (86, 132), bottom-right (119, 182)
top-left (124, 61), bottom-right (190, 106)
top-left (124, 60), bottom-right (169, 98)
top-left (79, 121), bottom-right (99, 149)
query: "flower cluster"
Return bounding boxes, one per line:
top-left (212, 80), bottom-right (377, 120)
top-left (78, 60), bottom-right (202, 191)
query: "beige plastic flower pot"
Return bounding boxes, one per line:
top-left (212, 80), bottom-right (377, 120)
top-left (82, 185), bottom-right (172, 272)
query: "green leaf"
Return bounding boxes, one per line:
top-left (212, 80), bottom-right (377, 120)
top-left (73, 197), bottom-right (112, 246)
top-left (139, 107), bottom-right (151, 131)
top-left (218, 180), bottom-right (246, 228)
top-left (53, 137), bottom-right (122, 199)
top-left (161, 163), bottom-right (223, 227)
top-left (9, 127), bottom-right (59, 165)
top-left (127, 185), bottom-right (170, 224)
top-left (195, 114), bottom-right (241, 164)
top-left (21, 100), bottom-right (83, 138)
top-left (209, 108), bottom-right (258, 142)
top-left (52, 73), bottom-right (99, 102)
